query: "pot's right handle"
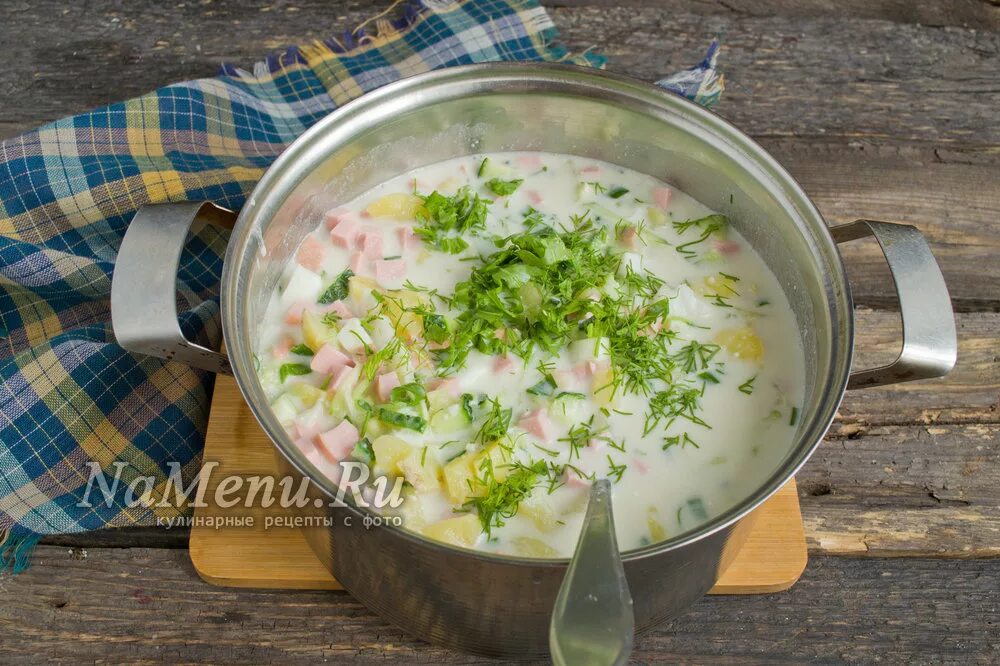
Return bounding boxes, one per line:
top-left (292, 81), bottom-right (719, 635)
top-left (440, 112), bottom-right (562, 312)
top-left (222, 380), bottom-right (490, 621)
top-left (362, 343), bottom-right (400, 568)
top-left (111, 202), bottom-right (237, 375)
top-left (831, 220), bottom-right (957, 389)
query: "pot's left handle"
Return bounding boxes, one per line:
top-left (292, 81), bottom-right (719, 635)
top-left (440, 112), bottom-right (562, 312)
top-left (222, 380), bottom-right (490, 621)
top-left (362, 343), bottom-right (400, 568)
top-left (111, 202), bottom-right (237, 375)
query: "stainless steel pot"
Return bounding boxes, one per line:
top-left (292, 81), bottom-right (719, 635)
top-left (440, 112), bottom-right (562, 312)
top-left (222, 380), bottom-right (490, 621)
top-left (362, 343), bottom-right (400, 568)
top-left (111, 64), bottom-right (957, 658)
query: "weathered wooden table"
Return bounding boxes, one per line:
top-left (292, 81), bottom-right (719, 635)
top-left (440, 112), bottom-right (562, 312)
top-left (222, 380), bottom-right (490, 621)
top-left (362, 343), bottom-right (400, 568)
top-left (1, 1), bottom-right (998, 662)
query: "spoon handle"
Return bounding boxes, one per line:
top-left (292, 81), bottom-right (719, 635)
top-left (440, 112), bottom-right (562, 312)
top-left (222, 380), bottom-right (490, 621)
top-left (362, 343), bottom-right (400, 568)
top-left (549, 478), bottom-right (635, 666)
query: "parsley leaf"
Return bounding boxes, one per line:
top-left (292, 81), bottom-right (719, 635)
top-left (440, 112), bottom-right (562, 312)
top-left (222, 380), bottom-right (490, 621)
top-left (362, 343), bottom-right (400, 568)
top-left (486, 178), bottom-right (523, 196)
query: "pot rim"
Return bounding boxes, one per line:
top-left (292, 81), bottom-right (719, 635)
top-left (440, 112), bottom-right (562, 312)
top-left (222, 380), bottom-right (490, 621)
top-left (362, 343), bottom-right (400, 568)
top-left (221, 62), bottom-right (852, 566)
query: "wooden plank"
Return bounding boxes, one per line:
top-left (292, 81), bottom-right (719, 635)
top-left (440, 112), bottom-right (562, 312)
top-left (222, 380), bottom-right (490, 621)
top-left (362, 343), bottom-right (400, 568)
top-left (839, 310), bottom-right (999, 426)
top-left (799, 423), bottom-right (1000, 557)
top-left (0, 2), bottom-right (998, 145)
top-left (1, 546), bottom-right (997, 663)
top-left (189, 378), bottom-right (807, 594)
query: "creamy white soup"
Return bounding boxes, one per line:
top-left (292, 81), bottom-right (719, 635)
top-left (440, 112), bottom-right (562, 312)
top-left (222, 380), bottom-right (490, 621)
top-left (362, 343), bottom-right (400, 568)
top-left (255, 152), bottom-right (805, 558)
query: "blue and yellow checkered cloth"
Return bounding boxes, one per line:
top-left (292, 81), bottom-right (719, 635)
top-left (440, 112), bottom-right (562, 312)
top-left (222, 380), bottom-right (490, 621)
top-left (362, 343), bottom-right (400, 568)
top-left (0, 0), bottom-right (721, 571)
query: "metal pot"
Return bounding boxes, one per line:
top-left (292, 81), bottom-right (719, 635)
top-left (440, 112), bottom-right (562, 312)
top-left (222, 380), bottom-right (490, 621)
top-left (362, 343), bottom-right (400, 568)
top-left (111, 64), bottom-right (957, 658)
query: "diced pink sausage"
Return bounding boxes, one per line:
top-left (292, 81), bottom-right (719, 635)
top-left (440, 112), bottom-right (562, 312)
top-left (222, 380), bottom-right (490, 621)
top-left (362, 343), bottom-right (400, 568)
top-left (310, 344), bottom-right (353, 375)
top-left (325, 365), bottom-right (355, 393)
top-left (296, 235), bottom-right (326, 272)
top-left (293, 419), bottom-right (323, 442)
top-left (579, 164), bottom-right (602, 176)
top-left (588, 437), bottom-right (605, 451)
top-left (397, 225), bottom-right (417, 249)
top-left (357, 230), bottom-right (384, 258)
top-left (285, 301), bottom-right (308, 325)
top-left (330, 219), bottom-right (360, 248)
top-left (273, 336), bottom-right (292, 360)
top-left (374, 258), bottom-right (406, 285)
top-left (324, 208), bottom-right (351, 230)
top-left (350, 252), bottom-right (370, 275)
top-left (301, 443), bottom-right (327, 472)
top-left (428, 376), bottom-right (462, 398)
top-left (712, 239), bottom-right (742, 256)
top-left (632, 458), bottom-right (649, 475)
top-left (526, 190), bottom-right (543, 206)
top-left (519, 409), bottom-right (554, 442)
top-left (315, 420), bottom-right (360, 463)
top-left (493, 355), bottom-right (514, 373)
top-left (652, 187), bottom-right (673, 210)
top-left (375, 371), bottom-right (401, 402)
top-left (565, 467), bottom-right (592, 488)
top-left (320, 300), bottom-right (354, 320)
top-left (517, 155), bottom-right (542, 169)
top-left (620, 226), bottom-right (639, 249)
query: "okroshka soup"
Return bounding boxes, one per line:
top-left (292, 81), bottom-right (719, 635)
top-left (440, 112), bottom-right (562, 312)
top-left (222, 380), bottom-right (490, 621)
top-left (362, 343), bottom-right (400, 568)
top-left (254, 152), bottom-right (805, 558)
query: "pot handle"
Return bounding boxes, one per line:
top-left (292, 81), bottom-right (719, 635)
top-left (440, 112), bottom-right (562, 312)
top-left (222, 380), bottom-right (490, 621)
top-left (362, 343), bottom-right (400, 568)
top-left (111, 202), bottom-right (237, 375)
top-left (830, 220), bottom-right (957, 389)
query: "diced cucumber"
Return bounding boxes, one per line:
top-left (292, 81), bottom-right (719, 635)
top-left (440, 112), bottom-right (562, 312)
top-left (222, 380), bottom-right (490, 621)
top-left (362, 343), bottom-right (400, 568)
top-left (430, 403), bottom-right (472, 434)
top-left (270, 394), bottom-right (299, 425)
top-left (477, 157), bottom-right (512, 180)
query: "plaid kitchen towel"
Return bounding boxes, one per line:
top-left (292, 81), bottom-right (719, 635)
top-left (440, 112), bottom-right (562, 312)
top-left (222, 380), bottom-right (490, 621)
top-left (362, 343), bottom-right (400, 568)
top-left (0, 0), bottom-right (722, 572)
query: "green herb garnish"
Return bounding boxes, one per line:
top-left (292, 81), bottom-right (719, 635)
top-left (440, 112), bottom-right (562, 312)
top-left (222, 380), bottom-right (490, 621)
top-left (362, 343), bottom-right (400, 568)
top-left (738, 375), bottom-right (756, 395)
top-left (607, 186), bottom-right (629, 199)
top-left (415, 187), bottom-right (490, 254)
top-left (289, 344), bottom-right (314, 356)
top-left (377, 408), bottom-right (427, 432)
top-left (390, 382), bottom-right (426, 406)
top-left (463, 459), bottom-right (545, 537)
top-left (279, 363), bottom-right (311, 383)
top-left (317, 269), bottom-right (354, 304)
top-left (486, 178), bottom-right (523, 196)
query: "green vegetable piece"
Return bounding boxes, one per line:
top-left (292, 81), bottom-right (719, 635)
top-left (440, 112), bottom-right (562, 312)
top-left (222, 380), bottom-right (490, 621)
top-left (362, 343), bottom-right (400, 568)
top-left (279, 363), bottom-right (312, 383)
top-left (526, 375), bottom-right (556, 397)
top-left (317, 269), bottom-right (354, 304)
top-left (422, 313), bottom-right (450, 343)
top-left (289, 344), bottom-right (314, 356)
top-left (686, 497), bottom-right (709, 521)
top-left (377, 408), bottom-right (427, 432)
top-left (352, 437), bottom-right (375, 464)
top-left (486, 178), bottom-right (523, 196)
top-left (607, 186), bottom-right (630, 199)
top-left (390, 382), bottom-right (426, 406)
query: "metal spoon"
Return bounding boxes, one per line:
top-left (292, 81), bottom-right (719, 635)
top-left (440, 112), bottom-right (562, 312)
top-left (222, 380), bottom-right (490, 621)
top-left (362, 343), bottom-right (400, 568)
top-left (549, 478), bottom-right (635, 666)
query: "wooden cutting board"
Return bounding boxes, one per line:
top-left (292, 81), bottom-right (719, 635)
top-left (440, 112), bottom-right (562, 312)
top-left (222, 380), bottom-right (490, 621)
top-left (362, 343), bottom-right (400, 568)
top-left (190, 373), bottom-right (808, 593)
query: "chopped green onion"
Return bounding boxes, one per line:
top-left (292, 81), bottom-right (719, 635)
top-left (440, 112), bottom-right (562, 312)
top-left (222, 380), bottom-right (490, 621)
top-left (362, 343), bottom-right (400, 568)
top-left (279, 363), bottom-right (312, 383)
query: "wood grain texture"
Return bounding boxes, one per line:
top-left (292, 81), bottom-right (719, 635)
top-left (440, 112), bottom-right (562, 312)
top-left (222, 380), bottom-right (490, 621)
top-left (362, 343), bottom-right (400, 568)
top-left (1, 546), bottom-right (998, 664)
top-left (189, 379), bottom-right (807, 593)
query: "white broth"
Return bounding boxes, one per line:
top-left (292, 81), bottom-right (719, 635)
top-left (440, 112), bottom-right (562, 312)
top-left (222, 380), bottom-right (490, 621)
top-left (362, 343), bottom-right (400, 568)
top-left (255, 152), bottom-right (805, 557)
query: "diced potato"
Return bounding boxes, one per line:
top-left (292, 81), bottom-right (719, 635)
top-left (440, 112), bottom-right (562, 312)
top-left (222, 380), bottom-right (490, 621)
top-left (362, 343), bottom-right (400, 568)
top-left (591, 366), bottom-right (618, 408)
top-left (473, 443), bottom-right (513, 483)
top-left (443, 453), bottom-right (478, 505)
top-left (426, 388), bottom-right (458, 414)
top-left (647, 507), bottom-right (667, 543)
top-left (380, 290), bottom-right (426, 341)
top-left (422, 514), bottom-right (481, 548)
top-left (396, 487), bottom-right (427, 532)
top-left (348, 275), bottom-right (379, 312)
top-left (519, 498), bottom-right (557, 532)
top-left (288, 383), bottom-right (325, 408)
top-left (696, 273), bottom-right (740, 299)
top-left (397, 448), bottom-right (442, 492)
top-left (512, 537), bottom-right (558, 558)
top-left (714, 326), bottom-right (765, 362)
top-left (302, 310), bottom-right (338, 351)
top-left (372, 435), bottom-right (412, 477)
top-left (365, 193), bottom-right (426, 221)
